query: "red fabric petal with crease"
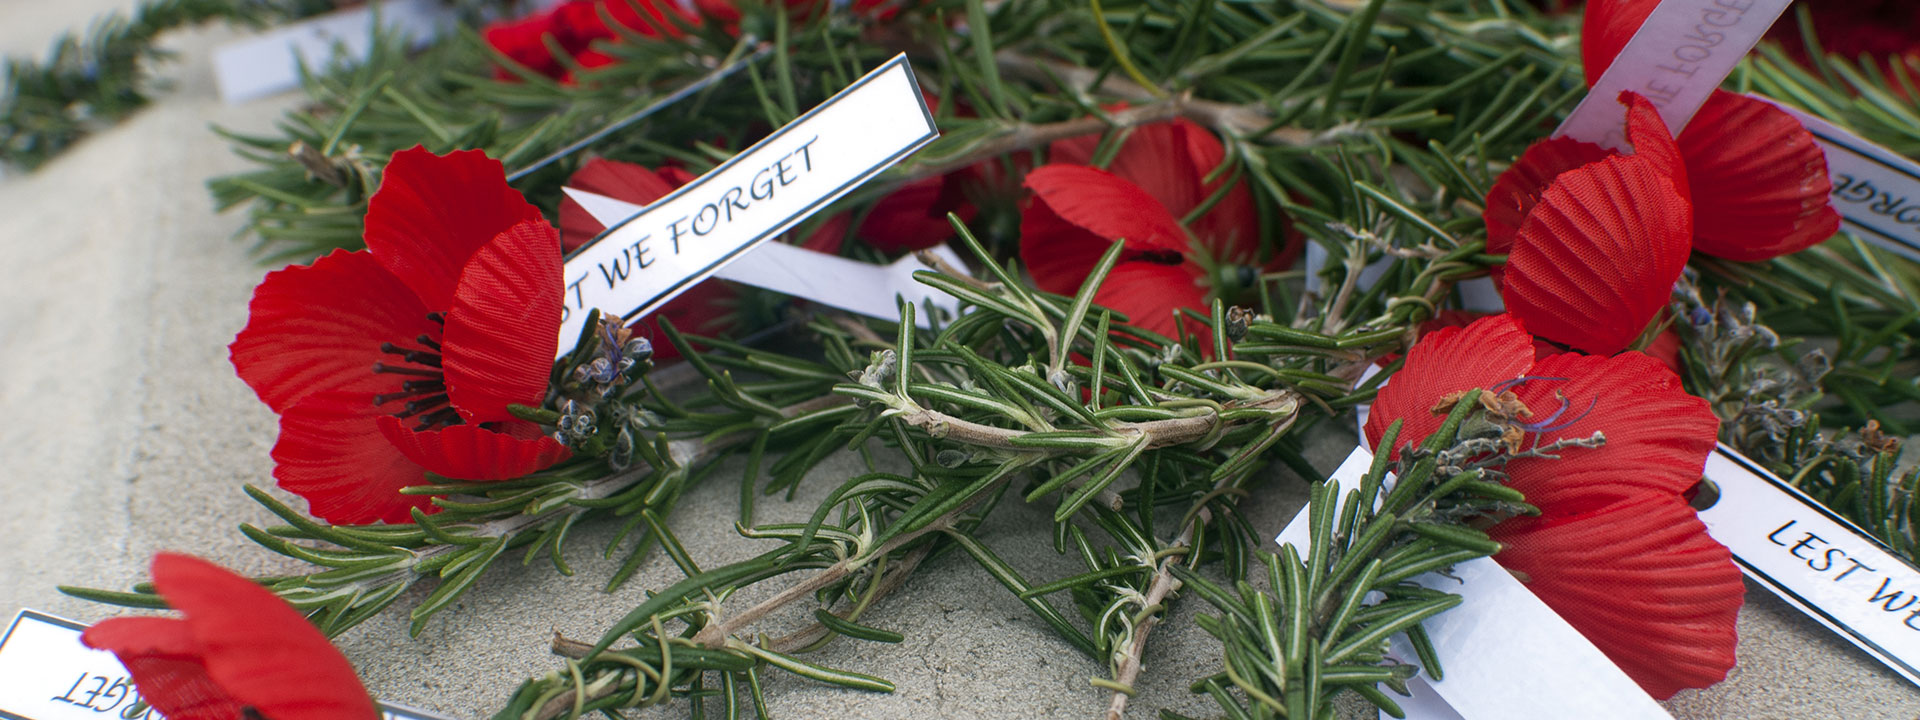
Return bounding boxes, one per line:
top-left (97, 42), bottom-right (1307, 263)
top-left (231, 249), bottom-right (436, 414)
top-left (1503, 155), bottom-right (1691, 355)
top-left (1499, 351), bottom-right (1718, 514)
top-left (150, 553), bottom-right (379, 720)
top-left (1021, 165), bottom-right (1190, 295)
top-left (377, 418), bottom-right (571, 480)
top-left (558, 158), bottom-right (694, 251)
top-left (1679, 91), bottom-right (1839, 261)
top-left (83, 617), bottom-right (242, 720)
top-left (364, 147), bottom-right (546, 309)
top-left (442, 220), bottom-right (564, 423)
top-left (1365, 314), bottom-right (1534, 458)
top-left (272, 391), bottom-right (435, 525)
top-left (1491, 493), bottom-right (1742, 699)
top-left (1091, 262), bottom-right (1209, 340)
top-left (1618, 91), bottom-right (1688, 200)
top-left (1048, 121), bottom-right (1205, 221)
top-left (1049, 120), bottom-right (1258, 263)
top-left (1581, 0), bottom-right (1659, 84)
top-left (1484, 138), bottom-right (1611, 255)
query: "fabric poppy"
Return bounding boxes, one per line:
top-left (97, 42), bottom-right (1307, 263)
top-left (483, 0), bottom-right (693, 82)
top-left (1483, 91), bottom-right (1692, 355)
top-left (557, 157), bottom-right (849, 361)
top-left (230, 147), bottom-right (571, 525)
top-left (1484, 1), bottom-right (1839, 353)
top-left (1019, 118), bottom-right (1293, 339)
top-left (1364, 313), bottom-right (1741, 699)
top-left (81, 553), bottom-right (377, 720)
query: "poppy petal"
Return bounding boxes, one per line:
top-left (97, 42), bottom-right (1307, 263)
top-left (858, 174), bottom-right (974, 252)
top-left (1502, 155), bottom-right (1692, 355)
top-left (442, 220), bottom-right (564, 424)
top-left (377, 417), bottom-right (572, 480)
top-left (558, 158), bottom-right (692, 252)
top-left (1499, 351), bottom-right (1719, 513)
top-left (1484, 137), bottom-right (1612, 255)
top-left (1581, 0), bottom-right (1660, 85)
top-left (82, 617), bottom-right (244, 720)
top-left (272, 391), bottom-right (435, 525)
top-left (1091, 262), bottom-right (1209, 340)
top-left (1618, 91), bottom-right (1688, 198)
top-left (364, 147), bottom-right (546, 309)
top-left (630, 279), bottom-right (741, 363)
top-left (230, 249), bottom-right (437, 414)
top-left (1679, 91), bottom-right (1840, 261)
top-left (1491, 494), bottom-right (1742, 699)
top-left (145, 554), bottom-right (378, 720)
top-left (1021, 165), bottom-right (1190, 295)
top-left (1049, 120), bottom-right (1207, 223)
top-left (1364, 314), bottom-right (1535, 458)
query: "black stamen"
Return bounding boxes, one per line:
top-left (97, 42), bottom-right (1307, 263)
top-left (373, 389), bottom-right (436, 405)
top-left (404, 394), bottom-right (451, 415)
top-left (372, 362), bottom-right (439, 377)
top-left (403, 380), bottom-right (446, 393)
top-left (414, 407), bottom-right (462, 431)
top-left (416, 334), bottom-right (441, 351)
top-left (425, 312), bottom-right (445, 324)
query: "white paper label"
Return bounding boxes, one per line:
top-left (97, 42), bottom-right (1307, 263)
top-left (1275, 450), bottom-right (1673, 720)
top-left (0, 610), bottom-right (456, 720)
top-left (555, 55), bottom-right (938, 357)
top-left (564, 187), bottom-right (965, 328)
top-left (1698, 446), bottom-right (1920, 686)
top-left (1746, 98), bottom-right (1920, 262)
top-left (1557, 0), bottom-right (1792, 151)
top-left (212, 0), bottom-right (456, 103)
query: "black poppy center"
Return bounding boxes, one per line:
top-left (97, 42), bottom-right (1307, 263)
top-left (372, 312), bottom-right (462, 431)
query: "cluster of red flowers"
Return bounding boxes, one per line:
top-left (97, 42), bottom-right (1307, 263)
top-left (483, 0), bottom-right (894, 83)
top-left (1367, 313), bottom-right (1742, 699)
top-left (482, 0), bottom-right (693, 83)
top-left (1487, 0), bottom-right (1838, 355)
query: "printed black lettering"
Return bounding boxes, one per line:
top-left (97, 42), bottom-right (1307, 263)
top-left (774, 157), bottom-right (799, 186)
top-left (1673, 45), bottom-right (1712, 63)
top-left (1700, 9), bottom-right (1740, 26)
top-left (692, 203), bottom-right (721, 235)
top-left (1768, 520), bottom-right (1797, 545)
top-left (751, 167), bottom-right (777, 200)
top-left (1682, 27), bottom-right (1726, 48)
top-left (1871, 577), bottom-right (1918, 612)
top-left (721, 186), bottom-right (747, 220)
top-left (667, 216), bottom-right (691, 252)
top-left (1836, 558), bottom-right (1877, 582)
top-left (1655, 62), bottom-right (1700, 78)
top-left (794, 135), bottom-right (818, 171)
top-left (597, 252), bottom-right (632, 289)
top-left (629, 236), bottom-right (655, 269)
top-left (1812, 547), bottom-right (1844, 572)
top-left (1788, 532), bottom-right (1825, 561)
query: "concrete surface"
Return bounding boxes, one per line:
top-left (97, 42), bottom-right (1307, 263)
top-left (3, 3), bottom-right (1920, 718)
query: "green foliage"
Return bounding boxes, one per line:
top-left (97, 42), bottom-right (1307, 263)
top-left (0, 0), bottom-right (328, 170)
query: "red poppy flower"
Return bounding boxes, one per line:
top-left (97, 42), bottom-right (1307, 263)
top-left (1364, 314), bottom-right (1741, 699)
top-left (81, 553), bottom-right (377, 720)
top-left (557, 157), bottom-right (849, 361)
top-left (230, 148), bottom-right (571, 524)
top-left (1020, 119), bottom-right (1293, 339)
top-left (1582, 0), bottom-right (1839, 262)
top-left (483, 0), bottom-right (694, 82)
top-left (1484, 2), bottom-right (1839, 354)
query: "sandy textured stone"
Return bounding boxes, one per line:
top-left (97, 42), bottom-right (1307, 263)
top-left (2, 4), bottom-right (1918, 719)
